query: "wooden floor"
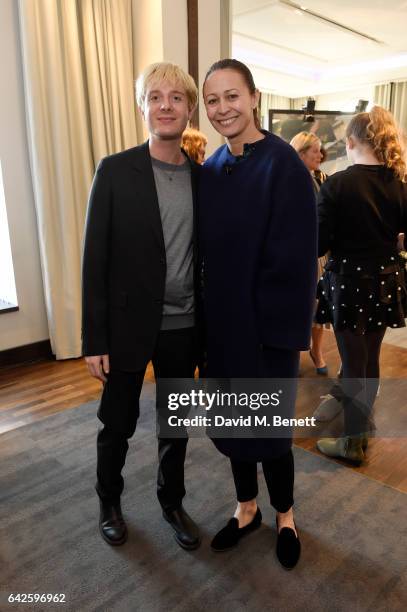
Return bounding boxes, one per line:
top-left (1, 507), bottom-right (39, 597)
top-left (1, 330), bottom-right (406, 493)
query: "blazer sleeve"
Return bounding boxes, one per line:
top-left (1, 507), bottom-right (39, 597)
top-left (81, 158), bottom-right (112, 356)
top-left (317, 178), bottom-right (336, 257)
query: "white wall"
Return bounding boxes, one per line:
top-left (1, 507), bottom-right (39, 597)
top-left (198, 0), bottom-right (224, 155)
top-left (290, 86), bottom-right (376, 114)
top-left (0, 0), bottom-right (48, 351)
top-left (162, 0), bottom-right (188, 71)
top-left (132, 0), bottom-right (189, 72)
top-left (132, 0), bottom-right (189, 141)
top-left (314, 86), bottom-right (376, 113)
top-left (132, 0), bottom-right (164, 75)
top-left (0, 161), bottom-right (18, 305)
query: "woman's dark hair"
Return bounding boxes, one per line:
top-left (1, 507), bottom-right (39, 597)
top-left (203, 59), bottom-right (261, 130)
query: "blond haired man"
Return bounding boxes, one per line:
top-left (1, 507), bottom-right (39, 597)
top-left (82, 63), bottom-right (201, 549)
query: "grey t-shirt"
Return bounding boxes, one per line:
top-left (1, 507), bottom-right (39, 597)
top-left (151, 157), bottom-right (194, 330)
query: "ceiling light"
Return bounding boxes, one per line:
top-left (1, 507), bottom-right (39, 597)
top-left (233, 45), bottom-right (320, 79)
top-left (329, 54), bottom-right (407, 78)
top-left (279, 0), bottom-right (383, 44)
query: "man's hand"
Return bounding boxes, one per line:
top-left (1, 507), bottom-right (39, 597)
top-left (85, 354), bottom-right (110, 382)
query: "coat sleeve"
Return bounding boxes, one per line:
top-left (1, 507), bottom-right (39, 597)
top-left (81, 158), bottom-right (111, 356)
top-left (278, 162), bottom-right (318, 349)
top-left (258, 155), bottom-right (318, 351)
top-left (317, 178), bottom-right (336, 257)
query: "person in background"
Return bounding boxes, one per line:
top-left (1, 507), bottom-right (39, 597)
top-left (314, 146), bottom-right (328, 186)
top-left (290, 131), bottom-right (329, 375)
top-left (315, 106), bottom-right (407, 464)
top-left (182, 127), bottom-right (207, 164)
top-left (200, 59), bottom-right (317, 569)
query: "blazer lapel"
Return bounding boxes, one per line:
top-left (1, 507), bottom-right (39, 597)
top-left (189, 158), bottom-right (200, 267)
top-left (131, 141), bottom-right (166, 251)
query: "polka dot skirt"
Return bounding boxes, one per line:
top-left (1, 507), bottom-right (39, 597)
top-left (316, 255), bottom-right (407, 334)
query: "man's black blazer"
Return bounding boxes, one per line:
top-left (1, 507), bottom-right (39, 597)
top-left (82, 140), bottom-right (201, 371)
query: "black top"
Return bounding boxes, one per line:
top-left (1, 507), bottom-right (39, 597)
top-left (315, 164), bottom-right (407, 334)
top-left (318, 164), bottom-right (407, 261)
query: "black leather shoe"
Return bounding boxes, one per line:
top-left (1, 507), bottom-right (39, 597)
top-left (163, 506), bottom-right (201, 550)
top-left (276, 518), bottom-right (301, 570)
top-left (211, 508), bottom-right (262, 552)
top-left (99, 500), bottom-right (128, 546)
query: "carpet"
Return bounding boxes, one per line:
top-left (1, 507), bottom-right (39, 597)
top-left (0, 381), bottom-right (406, 612)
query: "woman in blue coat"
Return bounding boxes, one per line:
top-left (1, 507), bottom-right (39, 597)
top-left (199, 59), bottom-right (317, 568)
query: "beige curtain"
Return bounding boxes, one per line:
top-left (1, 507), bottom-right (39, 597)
top-left (260, 92), bottom-right (291, 130)
top-left (374, 81), bottom-right (407, 134)
top-left (391, 81), bottom-right (407, 136)
top-left (18, 0), bottom-right (141, 359)
top-left (374, 83), bottom-right (392, 110)
top-left (290, 97), bottom-right (308, 110)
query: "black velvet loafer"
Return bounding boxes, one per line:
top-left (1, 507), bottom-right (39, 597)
top-left (211, 508), bottom-right (262, 551)
top-left (276, 518), bottom-right (301, 570)
top-left (99, 500), bottom-right (128, 546)
top-left (163, 506), bottom-right (201, 550)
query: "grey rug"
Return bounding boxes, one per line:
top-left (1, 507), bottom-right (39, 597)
top-left (0, 381), bottom-right (406, 612)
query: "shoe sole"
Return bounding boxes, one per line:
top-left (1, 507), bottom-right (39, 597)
top-left (99, 523), bottom-right (128, 546)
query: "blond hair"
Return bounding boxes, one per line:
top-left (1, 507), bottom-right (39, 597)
top-left (290, 131), bottom-right (321, 154)
top-left (135, 62), bottom-right (198, 111)
top-left (346, 106), bottom-right (406, 182)
top-left (181, 128), bottom-right (207, 163)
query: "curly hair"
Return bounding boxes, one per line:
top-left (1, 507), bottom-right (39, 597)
top-left (181, 128), bottom-right (207, 164)
top-left (346, 106), bottom-right (406, 182)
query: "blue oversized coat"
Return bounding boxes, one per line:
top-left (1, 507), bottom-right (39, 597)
top-left (199, 131), bottom-right (317, 459)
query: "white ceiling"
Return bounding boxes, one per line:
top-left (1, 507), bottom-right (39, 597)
top-left (232, 0), bottom-right (407, 97)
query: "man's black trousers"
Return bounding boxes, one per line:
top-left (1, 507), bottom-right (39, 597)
top-left (96, 327), bottom-right (196, 512)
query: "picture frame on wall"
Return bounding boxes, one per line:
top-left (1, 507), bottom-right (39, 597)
top-left (269, 109), bottom-right (356, 174)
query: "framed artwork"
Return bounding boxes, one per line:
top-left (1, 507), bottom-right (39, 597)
top-left (269, 109), bottom-right (356, 174)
